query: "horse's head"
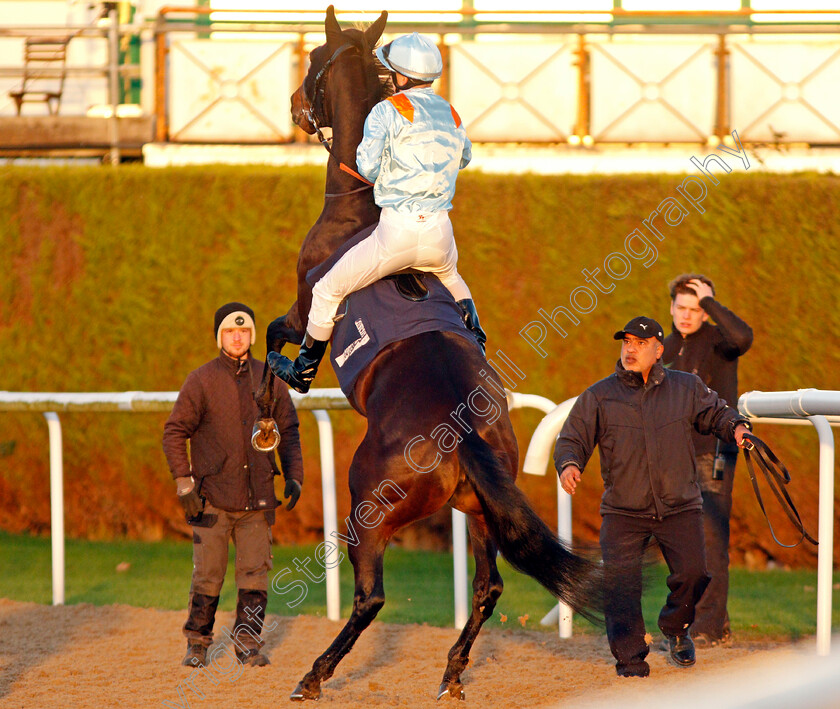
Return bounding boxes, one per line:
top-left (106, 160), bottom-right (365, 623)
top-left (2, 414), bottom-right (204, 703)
top-left (291, 5), bottom-right (390, 134)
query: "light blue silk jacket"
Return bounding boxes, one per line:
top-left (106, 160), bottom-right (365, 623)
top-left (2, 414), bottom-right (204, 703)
top-left (356, 87), bottom-right (472, 215)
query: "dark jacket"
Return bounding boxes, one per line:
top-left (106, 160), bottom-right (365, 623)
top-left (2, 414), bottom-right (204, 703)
top-left (663, 296), bottom-right (753, 457)
top-left (554, 361), bottom-right (749, 520)
top-left (162, 352), bottom-right (303, 513)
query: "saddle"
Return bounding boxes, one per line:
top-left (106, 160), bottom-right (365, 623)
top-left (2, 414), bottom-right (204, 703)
top-left (382, 270), bottom-right (429, 302)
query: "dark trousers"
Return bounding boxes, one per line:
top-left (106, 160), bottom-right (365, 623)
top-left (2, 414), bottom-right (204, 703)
top-left (600, 510), bottom-right (710, 672)
top-left (692, 451), bottom-right (737, 639)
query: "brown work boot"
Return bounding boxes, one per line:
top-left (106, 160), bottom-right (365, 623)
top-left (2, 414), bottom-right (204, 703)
top-left (182, 643), bottom-right (208, 667)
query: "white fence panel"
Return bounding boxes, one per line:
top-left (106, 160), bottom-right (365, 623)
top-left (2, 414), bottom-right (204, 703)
top-left (449, 40), bottom-right (576, 142)
top-left (589, 37), bottom-right (716, 142)
top-left (730, 39), bottom-right (840, 144)
top-left (169, 39), bottom-right (294, 142)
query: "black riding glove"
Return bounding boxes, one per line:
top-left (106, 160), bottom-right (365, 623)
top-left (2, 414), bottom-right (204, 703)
top-left (283, 478), bottom-right (302, 511)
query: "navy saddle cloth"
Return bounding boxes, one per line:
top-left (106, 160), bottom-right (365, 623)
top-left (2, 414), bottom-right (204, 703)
top-left (305, 223), bottom-right (474, 401)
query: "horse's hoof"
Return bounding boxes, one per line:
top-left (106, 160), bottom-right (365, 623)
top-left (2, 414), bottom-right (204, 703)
top-left (436, 682), bottom-right (465, 701)
top-left (290, 681), bottom-right (321, 701)
top-left (251, 418), bottom-right (281, 452)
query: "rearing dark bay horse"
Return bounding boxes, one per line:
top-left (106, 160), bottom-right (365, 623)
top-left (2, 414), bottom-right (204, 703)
top-left (255, 6), bottom-right (603, 701)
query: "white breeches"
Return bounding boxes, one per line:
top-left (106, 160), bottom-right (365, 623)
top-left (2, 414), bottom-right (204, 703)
top-left (307, 208), bottom-right (472, 340)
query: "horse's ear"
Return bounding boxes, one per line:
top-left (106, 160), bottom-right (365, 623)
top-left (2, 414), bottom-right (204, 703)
top-left (325, 5), bottom-right (343, 48)
top-left (364, 11), bottom-right (388, 47)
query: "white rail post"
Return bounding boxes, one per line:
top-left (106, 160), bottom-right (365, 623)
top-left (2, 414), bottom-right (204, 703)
top-left (43, 412), bottom-right (65, 606)
top-left (556, 481), bottom-right (574, 638)
top-left (809, 415), bottom-right (835, 656)
top-left (521, 397), bottom-right (578, 638)
top-left (312, 410), bottom-right (340, 622)
top-left (452, 509), bottom-right (470, 628)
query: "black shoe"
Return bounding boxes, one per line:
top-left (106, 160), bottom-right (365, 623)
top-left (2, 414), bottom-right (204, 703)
top-left (267, 335), bottom-right (328, 394)
top-left (666, 634), bottom-right (696, 667)
top-left (236, 647), bottom-right (270, 667)
top-left (616, 660), bottom-right (650, 678)
top-left (182, 643), bottom-right (208, 667)
top-left (457, 299), bottom-right (487, 355)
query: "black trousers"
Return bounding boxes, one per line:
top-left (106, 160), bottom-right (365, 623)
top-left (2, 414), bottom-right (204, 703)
top-left (600, 510), bottom-right (710, 672)
top-left (692, 451), bottom-right (737, 639)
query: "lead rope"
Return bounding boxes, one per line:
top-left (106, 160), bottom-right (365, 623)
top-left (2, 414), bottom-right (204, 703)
top-left (742, 432), bottom-right (817, 548)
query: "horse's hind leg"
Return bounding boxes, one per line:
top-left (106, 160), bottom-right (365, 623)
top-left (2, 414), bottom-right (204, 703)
top-left (438, 514), bottom-right (503, 701)
top-left (291, 524), bottom-right (387, 701)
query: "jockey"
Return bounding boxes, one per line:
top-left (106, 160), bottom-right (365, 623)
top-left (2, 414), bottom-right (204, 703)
top-left (269, 32), bottom-right (486, 394)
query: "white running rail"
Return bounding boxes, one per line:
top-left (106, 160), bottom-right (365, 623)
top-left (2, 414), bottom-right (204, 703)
top-left (1, 388), bottom-right (572, 631)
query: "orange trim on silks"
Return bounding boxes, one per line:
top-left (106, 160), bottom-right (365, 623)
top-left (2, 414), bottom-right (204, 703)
top-left (450, 105), bottom-right (462, 128)
top-left (387, 93), bottom-right (415, 123)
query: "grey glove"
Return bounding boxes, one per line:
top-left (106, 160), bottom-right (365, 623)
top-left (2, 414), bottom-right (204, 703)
top-left (283, 478), bottom-right (302, 511)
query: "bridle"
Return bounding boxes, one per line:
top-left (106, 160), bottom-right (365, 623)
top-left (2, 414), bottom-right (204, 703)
top-left (301, 42), bottom-right (375, 199)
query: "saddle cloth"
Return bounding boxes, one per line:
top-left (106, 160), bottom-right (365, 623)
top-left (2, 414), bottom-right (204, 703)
top-left (305, 223), bottom-right (474, 402)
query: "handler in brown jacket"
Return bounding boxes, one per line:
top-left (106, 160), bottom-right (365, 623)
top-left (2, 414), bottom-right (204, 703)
top-left (163, 302), bottom-right (303, 669)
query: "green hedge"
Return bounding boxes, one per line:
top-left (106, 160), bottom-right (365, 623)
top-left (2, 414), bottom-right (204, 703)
top-left (1, 166), bottom-right (838, 567)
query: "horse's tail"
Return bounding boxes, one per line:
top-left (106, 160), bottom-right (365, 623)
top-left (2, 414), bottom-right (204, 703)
top-left (457, 432), bottom-right (604, 623)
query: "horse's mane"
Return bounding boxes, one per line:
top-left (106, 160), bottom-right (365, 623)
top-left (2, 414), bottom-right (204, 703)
top-left (345, 27), bottom-right (394, 110)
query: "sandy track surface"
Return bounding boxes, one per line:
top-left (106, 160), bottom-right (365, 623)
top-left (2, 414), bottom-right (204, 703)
top-left (0, 599), bottom-right (820, 709)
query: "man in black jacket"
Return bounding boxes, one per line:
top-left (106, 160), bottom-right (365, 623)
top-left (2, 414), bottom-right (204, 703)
top-left (664, 274), bottom-right (753, 648)
top-left (555, 316), bottom-right (751, 678)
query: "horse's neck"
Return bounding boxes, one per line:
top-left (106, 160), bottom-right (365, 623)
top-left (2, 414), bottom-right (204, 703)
top-left (294, 71), bottom-right (383, 331)
top-left (319, 86), bottom-right (380, 247)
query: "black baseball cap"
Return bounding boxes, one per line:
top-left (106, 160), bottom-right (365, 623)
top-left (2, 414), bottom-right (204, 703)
top-left (613, 316), bottom-right (664, 344)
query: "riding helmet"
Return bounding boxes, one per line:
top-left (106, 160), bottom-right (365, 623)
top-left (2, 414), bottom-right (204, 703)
top-left (376, 33), bottom-right (442, 82)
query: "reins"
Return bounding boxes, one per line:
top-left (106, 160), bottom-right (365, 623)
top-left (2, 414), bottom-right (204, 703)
top-left (303, 42), bottom-right (375, 199)
top-left (741, 432), bottom-right (818, 548)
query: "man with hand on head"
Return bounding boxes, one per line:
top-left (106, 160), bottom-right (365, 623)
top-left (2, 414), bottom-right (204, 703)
top-left (554, 317), bottom-right (751, 678)
top-left (664, 274), bottom-right (753, 648)
top-left (163, 302), bottom-right (304, 669)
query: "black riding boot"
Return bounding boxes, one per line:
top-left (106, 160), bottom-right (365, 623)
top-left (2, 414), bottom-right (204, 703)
top-left (457, 299), bottom-right (487, 355)
top-left (267, 335), bottom-right (328, 394)
top-left (234, 589), bottom-right (270, 666)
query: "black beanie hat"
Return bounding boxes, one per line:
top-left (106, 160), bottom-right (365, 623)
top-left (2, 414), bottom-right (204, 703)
top-left (214, 302), bottom-right (256, 349)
